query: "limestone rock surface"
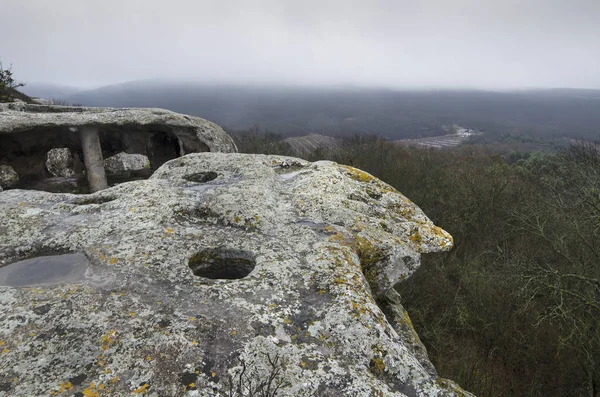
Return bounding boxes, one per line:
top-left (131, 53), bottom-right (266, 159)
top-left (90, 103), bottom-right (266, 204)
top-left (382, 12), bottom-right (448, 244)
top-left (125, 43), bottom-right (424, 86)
top-left (0, 165), bottom-right (19, 189)
top-left (104, 152), bottom-right (151, 176)
top-left (0, 103), bottom-right (237, 154)
top-left (0, 153), bottom-right (471, 397)
top-left (46, 148), bottom-right (76, 178)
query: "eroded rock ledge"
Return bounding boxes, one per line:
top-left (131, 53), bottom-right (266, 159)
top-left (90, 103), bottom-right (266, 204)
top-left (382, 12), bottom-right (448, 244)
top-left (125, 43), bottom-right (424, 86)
top-left (0, 153), bottom-right (471, 396)
top-left (0, 104), bottom-right (237, 192)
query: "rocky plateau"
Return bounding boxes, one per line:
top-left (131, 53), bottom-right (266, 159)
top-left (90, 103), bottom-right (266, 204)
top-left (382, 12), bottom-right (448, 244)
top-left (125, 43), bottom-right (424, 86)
top-left (0, 151), bottom-right (471, 396)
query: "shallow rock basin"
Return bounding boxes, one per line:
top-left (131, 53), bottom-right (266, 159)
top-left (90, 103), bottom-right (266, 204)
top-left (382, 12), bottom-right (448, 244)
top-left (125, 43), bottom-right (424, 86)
top-left (279, 170), bottom-right (306, 180)
top-left (0, 252), bottom-right (89, 287)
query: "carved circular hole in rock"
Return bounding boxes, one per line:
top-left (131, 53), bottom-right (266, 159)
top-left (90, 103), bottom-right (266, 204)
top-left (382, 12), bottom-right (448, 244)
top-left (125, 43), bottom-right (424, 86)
top-left (188, 249), bottom-right (255, 280)
top-left (0, 252), bottom-right (89, 287)
top-left (184, 172), bottom-right (218, 183)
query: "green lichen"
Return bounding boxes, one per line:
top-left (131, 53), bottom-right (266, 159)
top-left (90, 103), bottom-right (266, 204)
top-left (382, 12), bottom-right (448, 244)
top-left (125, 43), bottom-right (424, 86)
top-left (408, 228), bottom-right (422, 244)
top-left (370, 357), bottom-right (386, 375)
top-left (363, 266), bottom-right (379, 290)
top-left (354, 236), bottom-right (385, 265)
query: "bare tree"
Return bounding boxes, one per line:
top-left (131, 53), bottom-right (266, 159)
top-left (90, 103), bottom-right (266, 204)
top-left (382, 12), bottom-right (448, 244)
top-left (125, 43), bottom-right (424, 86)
top-left (510, 142), bottom-right (600, 397)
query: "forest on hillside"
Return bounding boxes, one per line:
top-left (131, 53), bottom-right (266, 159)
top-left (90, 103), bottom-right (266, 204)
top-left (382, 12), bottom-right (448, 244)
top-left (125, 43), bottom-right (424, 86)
top-left (233, 132), bottom-right (600, 397)
top-left (27, 81), bottom-right (600, 141)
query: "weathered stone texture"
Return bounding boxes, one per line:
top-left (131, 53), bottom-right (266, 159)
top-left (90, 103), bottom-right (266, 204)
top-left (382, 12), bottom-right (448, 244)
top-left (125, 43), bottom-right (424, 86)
top-left (46, 148), bottom-right (76, 178)
top-left (0, 104), bottom-right (238, 189)
top-left (0, 165), bottom-right (18, 189)
top-left (104, 152), bottom-right (151, 176)
top-left (0, 103), bottom-right (237, 154)
top-left (0, 153), bottom-right (470, 397)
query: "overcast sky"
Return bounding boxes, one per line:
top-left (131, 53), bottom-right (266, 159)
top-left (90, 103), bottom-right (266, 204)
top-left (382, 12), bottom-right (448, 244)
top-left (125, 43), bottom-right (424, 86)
top-left (1, 0), bottom-right (599, 89)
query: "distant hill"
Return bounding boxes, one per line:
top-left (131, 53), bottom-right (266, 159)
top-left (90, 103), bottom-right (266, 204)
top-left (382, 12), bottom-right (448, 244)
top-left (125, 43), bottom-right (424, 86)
top-left (45, 80), bottom-right (600, 141)
top-left (21, 82), bottom-right (83, 102)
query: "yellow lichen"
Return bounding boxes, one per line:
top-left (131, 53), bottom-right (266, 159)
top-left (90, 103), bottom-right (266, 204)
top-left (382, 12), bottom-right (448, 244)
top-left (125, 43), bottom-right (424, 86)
top-left (101, 330), bottom-right (117, 350)
top-left (133, 383), bottom-right (149, 394)
top-left (432, 226), bottom-right (453, 247)
top-left (408, 229), bottom-right (422, 244)
top-left (341, 165), bottom-right (377, 183)
top-left (58, 382), bottom-right (73, 392)
top-left (82, 383), bottom-right (99, 397)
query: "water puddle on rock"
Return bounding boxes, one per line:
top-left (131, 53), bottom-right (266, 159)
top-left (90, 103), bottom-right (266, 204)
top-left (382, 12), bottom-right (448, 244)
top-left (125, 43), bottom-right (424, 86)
top-left (186, 181), bottom-right (232, 194)
top-left (279, 170), bottom-right (305, 181)
top-left (15, 177), bottom-right (84, 194)
top-left (187, 184), bottom-right (218, 193)
top-left (0, 253), bottom-right (89, 287)
top-left (11, 172), bottom-right (153, 194)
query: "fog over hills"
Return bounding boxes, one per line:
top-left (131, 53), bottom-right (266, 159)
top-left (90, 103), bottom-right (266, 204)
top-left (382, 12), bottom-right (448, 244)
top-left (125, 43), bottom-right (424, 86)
top-left (22, 82), bottom-right (83, 102)
top-left (23, 81), bottom-right (600, 141)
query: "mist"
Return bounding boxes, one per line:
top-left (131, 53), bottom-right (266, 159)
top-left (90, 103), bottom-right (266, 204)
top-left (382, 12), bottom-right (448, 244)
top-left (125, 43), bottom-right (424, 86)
top-left (2, 0), bottom-right (599, 89)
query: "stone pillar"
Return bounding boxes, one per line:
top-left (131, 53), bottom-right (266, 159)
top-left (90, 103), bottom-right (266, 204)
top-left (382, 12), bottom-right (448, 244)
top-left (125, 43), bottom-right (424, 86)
top-left (79, 126), bottom-right (107, 192)
top-left (177, 136), bottom-right (186, 156)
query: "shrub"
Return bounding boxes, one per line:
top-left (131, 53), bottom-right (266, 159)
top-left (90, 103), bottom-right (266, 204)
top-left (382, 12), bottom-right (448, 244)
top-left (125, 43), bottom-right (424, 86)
top-left (0, 61), bottom-right (25, 102)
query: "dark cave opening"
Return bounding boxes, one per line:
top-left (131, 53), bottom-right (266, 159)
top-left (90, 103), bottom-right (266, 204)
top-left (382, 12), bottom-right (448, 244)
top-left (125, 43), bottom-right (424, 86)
top-left (0, 125), bottom-right (200, 193)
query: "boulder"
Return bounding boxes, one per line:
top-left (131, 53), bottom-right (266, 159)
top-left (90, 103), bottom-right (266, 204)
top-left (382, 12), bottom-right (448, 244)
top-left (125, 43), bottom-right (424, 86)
top-left (0, 104), bottom-right (237, 184)
top-left (0, 153), bottom-right (471, 397)
top-left (46, 148), bottom-right (76, 178)
top-left (104, 152), bottom-right (151, 177)
top-left (0, 103), bottom-right (237, 154)
top-left (0, 165), bottom-right (19, 188)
